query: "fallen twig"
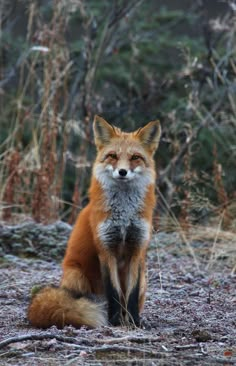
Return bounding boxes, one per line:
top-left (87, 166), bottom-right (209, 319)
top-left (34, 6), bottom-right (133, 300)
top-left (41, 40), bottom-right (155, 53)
top-left (175, 344), bottom-right (199, 350)
top-left (0, 333), bottom-right (85, 350)
top-left (92, 335), bottom-right (162, 345)
top-left (0, 331), bottom-right (163, 350)
top-left (91, 344), bottom-right (161, 356)
top-left (0, 332), bottom-right (163, 357)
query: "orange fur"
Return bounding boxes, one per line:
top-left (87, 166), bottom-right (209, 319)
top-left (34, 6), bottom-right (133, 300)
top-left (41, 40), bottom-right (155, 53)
top-left (28, 116), bottom-right (161, 328)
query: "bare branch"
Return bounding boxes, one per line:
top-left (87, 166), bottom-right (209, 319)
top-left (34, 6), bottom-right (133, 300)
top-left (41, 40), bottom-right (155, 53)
top-left (0, 333), bottom-right (82, 350)
top-left (0, 332), bottom-right (161, 357)
top-left (158, 93), bottom-right (226, 185)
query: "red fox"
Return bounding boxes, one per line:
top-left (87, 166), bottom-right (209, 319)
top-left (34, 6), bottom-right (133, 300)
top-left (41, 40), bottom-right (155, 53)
top-left (28, 115), bottom-right (161, 328)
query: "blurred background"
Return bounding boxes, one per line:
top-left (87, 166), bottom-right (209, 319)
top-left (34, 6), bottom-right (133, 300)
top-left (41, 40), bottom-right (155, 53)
top-left (0, 0), bottom-right (235, 234)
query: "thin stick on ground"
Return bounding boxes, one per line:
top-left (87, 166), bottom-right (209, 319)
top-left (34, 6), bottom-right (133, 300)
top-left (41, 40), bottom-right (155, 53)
top-left (92, 335), bottom-right (162, 344)
top-left (0, 333), bottom-right (162, 357)
top-left (0, 332), bottom-right (161, 350)
top-left (0, 333), bottom-right (83, 350)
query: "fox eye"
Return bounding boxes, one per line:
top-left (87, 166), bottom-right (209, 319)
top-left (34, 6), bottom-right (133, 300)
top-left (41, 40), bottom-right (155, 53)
top-left (131, 154), bottom-right (141, 161)
top-left (108, 153), bottom-right (118, 160)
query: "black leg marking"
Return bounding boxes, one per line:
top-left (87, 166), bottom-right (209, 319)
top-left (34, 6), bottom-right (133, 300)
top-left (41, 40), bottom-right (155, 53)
top-left (127, 269), bottom-right (140, 327)
top-left (103, 266), bottom-right (121, 326)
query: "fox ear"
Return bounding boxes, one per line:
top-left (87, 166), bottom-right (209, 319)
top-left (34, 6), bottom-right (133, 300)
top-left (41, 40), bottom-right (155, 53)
top-left (136, 120), bottom-right (161, 154)
top-left (93, 115), bottom-right (116, 149)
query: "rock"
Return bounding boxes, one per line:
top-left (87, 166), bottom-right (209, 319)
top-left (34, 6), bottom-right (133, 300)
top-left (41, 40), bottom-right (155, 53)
top-left (0, 221), bottom-right (72, 261)
top-left (192, 329), bottom-right (212, 342)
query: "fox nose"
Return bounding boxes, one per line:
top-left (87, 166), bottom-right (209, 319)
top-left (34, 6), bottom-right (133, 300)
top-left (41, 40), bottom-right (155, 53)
top-left (119, 169), bottom-right (127, 177)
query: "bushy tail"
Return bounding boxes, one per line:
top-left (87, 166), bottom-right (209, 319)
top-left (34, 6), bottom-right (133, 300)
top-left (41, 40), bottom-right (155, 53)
top-left (28, 286), bottom-right (107, 329)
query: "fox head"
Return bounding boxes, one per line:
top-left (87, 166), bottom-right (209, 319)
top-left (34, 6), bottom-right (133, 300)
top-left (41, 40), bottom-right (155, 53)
top-left (93, 115), bottom-right (161, 187)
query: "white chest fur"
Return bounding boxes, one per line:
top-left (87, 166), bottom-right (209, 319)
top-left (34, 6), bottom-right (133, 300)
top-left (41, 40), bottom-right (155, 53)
top-left (97, 183), bottom-right (150, 248)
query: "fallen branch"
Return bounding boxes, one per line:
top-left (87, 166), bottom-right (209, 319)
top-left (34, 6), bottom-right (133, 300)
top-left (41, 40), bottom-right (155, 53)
top-left (93, 335), bottom-right (162, 344)
top-left (0, 333), bottom-right (85, 350)
top-left (0, 332), bottom-right (162, 350)
top-left (91, 344), bottom-right (161, 356)
top-left (0, 332), bottom-right (163, 357)
top-left (175, 344), bottom-right (199, 350)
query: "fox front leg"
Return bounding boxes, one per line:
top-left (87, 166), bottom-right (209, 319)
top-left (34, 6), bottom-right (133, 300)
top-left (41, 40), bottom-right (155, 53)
top-left (126, 271), bottom-right (140, 326)
top-left (124, 253), bottom-right (146, 327)
top-left (99, 253), bottom-right (122, 326)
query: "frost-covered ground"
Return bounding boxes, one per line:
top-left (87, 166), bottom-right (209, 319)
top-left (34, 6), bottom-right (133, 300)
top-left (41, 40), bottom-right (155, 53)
top-left (0, 223), bottom-right (235, 365)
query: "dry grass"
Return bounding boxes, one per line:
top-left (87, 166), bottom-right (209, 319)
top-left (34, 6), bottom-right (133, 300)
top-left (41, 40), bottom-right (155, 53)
top-left (0, 1), bottom-right (91, 222)
top-left (0, 1), bottom-right (235, 274)
top-left (0, 0), bottom-right (147, 222)
top-left (156, 180), bottom-right (236, 273)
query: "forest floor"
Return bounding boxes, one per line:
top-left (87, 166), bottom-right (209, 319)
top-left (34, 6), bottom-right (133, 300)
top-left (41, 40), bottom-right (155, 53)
top-left (0, 222), bottom-right (235, 366)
